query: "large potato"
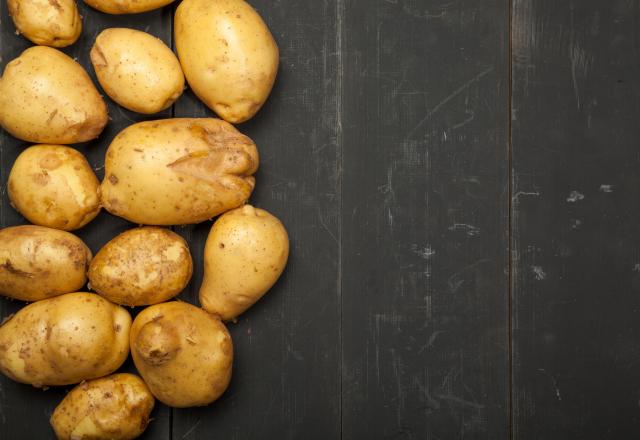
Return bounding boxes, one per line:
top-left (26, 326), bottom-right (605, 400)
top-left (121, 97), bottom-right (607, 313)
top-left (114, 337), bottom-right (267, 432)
top-left (130, 301), bottom-right (232, 407)
top-left (175, 0), bottom-right (279, 123)
top-left (0, 46), bottom-right (108, 144)
top-left (91, 28), bottom-right (184, 114)
top-left (100, 118), bottom-right (259, 225)
top-left (0, 226), bottom-right (91, 302)
top-left (200, 205), bottom-right (288, 321)
top-left (8, 0), bottom-right (81, 47)
top-left (0, 292), bottom-right (131, 387)
top-left (83, 0), bottom-right (174, 14)
top-left (8, 145), bottom-right (101, 231)
top-left (51, 373), bottom-right (154, 440)
top-left (88, 227), bottom-right (192, 306)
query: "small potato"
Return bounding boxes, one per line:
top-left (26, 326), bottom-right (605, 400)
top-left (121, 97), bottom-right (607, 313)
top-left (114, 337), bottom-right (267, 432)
top-left (100, 118), bottom-right (258, 225)
top-left (175, 0), bottom-right (279, 123)
top-left (199, 205), bottom-right (289, 321)
top-left (91, 28), bottom-right (184, 114)
top-left (8, 0), bottom-right (81, 47)
top-left (0, 225), bottom-right (91, 302)
top-left (83, 0), bottom-right (175, 14)
top-left (8, 145), bottom-right (101, 231)
top-left (0, 292), bottom-right (131, 387)
top-left (51, 373), bottom-right (155, 440)
top-left (131, 302), bottom-right (232, 407)
top-left (89, 227), bottom-right (192, 306)
top-left (0, 46), bottom-right (108, 144)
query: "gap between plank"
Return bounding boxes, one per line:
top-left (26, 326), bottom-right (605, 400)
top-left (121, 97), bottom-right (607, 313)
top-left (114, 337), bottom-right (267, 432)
top-left (507, 0), bottom-right (514, 438)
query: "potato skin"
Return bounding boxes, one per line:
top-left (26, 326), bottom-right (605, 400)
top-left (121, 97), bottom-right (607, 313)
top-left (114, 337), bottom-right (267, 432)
top-left (50, 373), bottom-right (155, 440)
top-left (199, 205), bottom-right (289, 321)
top-left (91, 28), bottom-right (185, 114)
top-left (100, 118), bottom-right (259, 225)
top-left (89, 227), bottom-right (192, 306)
top-left (8, 145), bottom-right (101, 231)
top-left (0, 47), bottom-right (108, 144)
top-left (130, 302), bottom-right (232, 407)
top-left (175, 0), bottom-right (279, 123)
top-left (83, 0), bottom-right (174, 14)
top-left (8, 0), bottom-right (81, 47)
top-left (0, 292), bottom-right (131, 387)
top-left (0, 226), bottom-right (91, 302)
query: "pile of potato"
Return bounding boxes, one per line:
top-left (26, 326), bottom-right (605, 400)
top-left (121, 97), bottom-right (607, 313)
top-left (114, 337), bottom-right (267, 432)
top-left (0, 0), bottom-right (289, 438)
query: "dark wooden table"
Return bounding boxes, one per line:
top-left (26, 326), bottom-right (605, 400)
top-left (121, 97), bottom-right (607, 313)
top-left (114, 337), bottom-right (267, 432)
top-left (1, 0), bottom-right (639, 438)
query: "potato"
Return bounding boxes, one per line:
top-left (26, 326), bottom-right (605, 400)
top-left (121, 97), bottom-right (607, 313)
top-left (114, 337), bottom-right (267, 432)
top-left (199, 205), bottom-right (289, 321)
top-left (8, 145), bottom-right (101, 231)
top-left (8, 0), bottom-right (81, 47)
top-left (50, 373), bottom-right (154, 440)
top-left (0, 225), bottom-right (91, 302)
top-left (91, 28), bottom-right (185, 114)
top-left (0, 292), bottom-right (131, 387)
top-left (100, 118), bottom-right (258, 225)
top-left (88, 227), bottom-right (192, 306)
top-left (83, 0), bottom-right (174, 14)
top-left (130, 301), bottom-right (232, 407)
top-left (0, 46), bottom-right (108, 144)
top-left (175, 0), bottom-right (279, 123)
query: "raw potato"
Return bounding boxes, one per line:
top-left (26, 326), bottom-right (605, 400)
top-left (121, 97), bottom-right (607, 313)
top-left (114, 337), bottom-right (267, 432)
top-left (200, 205), bottom-right (289, 321)
top-left (8, 145), bottom-right (101, 231)
top-left (175, 0), bottom-right (279, 123)
top-left (89, 227), bottom-right (193, 306)
top-left (8, 0), bottom-right (81, 47)
top-left (91, 28), bottom-right (185, 114)
top-left (50, 373), bottom-right (155, 440)
top-left (0, 47), bottom-right (108, 144)
top-left (100, 118), bottom-right (259, 225)
top-left (0, 292), bottom-right (131, 387)
top-left (130, 301), bottom-right (232, 407)
top-left (0, 225), bottom-right (91, 302)
top-left (83, 0), bottom-right (175, 14)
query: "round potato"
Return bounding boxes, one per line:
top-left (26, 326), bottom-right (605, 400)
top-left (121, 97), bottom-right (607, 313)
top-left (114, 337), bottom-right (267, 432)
top-left (8, 145), bottom-right (101, 231)
top-left (100, 118), bottom-right (258, 225)
top-left (91, 28), bottom-right (185, 114)
top-left (83, 0), bottom-right (175, 14)
top-left (8, 0), bottom-right (82, 47)
top-left (175, 0), bottom-right (279, 123)
top-left (130, 301), bottom-right (232, 407)
top-left (199, 205), bottom-right (289, 321)
top-left (0, 225), bottom-right (91, 302)
top-left (0, 292), bottom-right (131, 387)
top-left (0, 46), bottom-right (108, 144)
top-left (51, 373), bottom-right (155, 440)
top-left (89, 227), bottom-right (192, 306)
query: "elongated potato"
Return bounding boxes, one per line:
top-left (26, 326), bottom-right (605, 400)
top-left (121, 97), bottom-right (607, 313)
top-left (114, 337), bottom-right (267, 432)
top-left (51, 373), bottom-right (155, 440)
top-left (8, 0), bottom-right (82, 47)
top-left (91, 28), bottom-right (184, 114)
top-left (0, 46), bottom-right (108, 144)
top-left (100, 118), bottom-right (258, 225)
top-left (83, 0), bottom-right (175, 14)
top-left (0, 292), bottom-right (131, 387)
top-left (175, 0), bottom-right (279, 123)
top-left (130, 302), bottom-right (232, 407)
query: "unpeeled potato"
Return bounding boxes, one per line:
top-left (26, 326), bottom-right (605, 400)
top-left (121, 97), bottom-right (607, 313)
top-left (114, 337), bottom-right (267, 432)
top-left (8, 0), bottom-right (82, 47)
top-left (83, 0), bottom-right (175, 14)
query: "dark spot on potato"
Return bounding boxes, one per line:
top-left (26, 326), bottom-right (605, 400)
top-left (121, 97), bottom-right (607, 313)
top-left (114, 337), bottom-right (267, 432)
top-left (114, 324), bottom-right (121, 332)
top-left (108, 174), bottom-right (119, 185)
top-left (219, 243), bottom-right (225, 249)
top-left (0, 260), bottom-right (34, 278)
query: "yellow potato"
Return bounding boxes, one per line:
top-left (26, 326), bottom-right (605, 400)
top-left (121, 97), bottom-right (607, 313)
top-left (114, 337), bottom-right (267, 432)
top-left (0, 292), bottom-right (131, 387)
top-left (50, 373), bottom-right (155, 440)
top-left (130, 301), bottom-right (232, 407)
top-left (83, 0), bottom-right (174, 14)
top-left (200, 205), bottom-right (289, 321)
top-left (8, 0), bottom-right (81, 47)
top-left (100, 118), bottom-right (258, 225)
top-left (0, 47), bottom-right (108, 144)
top-left (91, 28), bottom-right (185, 114)
top-left (175, 0), bottom-right (279, 123)
top-left (88, 227), bottom-right (192, 306)
top-left (8, 145), bottom-right (101, 231)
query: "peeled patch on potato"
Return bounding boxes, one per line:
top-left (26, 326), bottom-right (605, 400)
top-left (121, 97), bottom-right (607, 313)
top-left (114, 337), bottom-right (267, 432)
top-left (0, 47), bottom-right (108, 144)
top-left (91, 28), bottom-right (185, 114)
top-left (89, 227), bottom-right (192, 306)
top-left (100, 118), bottom-right (259, 225)
top-left (50, 373), bottom-right (155, 440)
top-left (8, 0), bottom-right (82, 47)
top-left (8, 145), bottom-right (101, 231)
top-left (83, 0), bottom-right (175, 14)
top-left (130, 302), bottom-right (233, 407)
